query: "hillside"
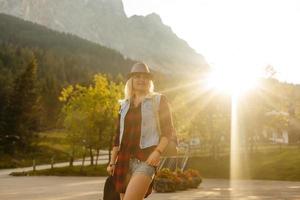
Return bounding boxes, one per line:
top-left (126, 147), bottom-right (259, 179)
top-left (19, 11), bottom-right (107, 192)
top-left (0, 13), bottom-right (134, 75)
top-left (0, 13), bottom-right (134, 128)
top-left (0, 0), bottom-right (208, 73)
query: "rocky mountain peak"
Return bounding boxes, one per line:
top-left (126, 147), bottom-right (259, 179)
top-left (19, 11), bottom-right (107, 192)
top-left (145, 13), bottom-right (162, 23)
top-left (0, 0), bottom-right (208, 74)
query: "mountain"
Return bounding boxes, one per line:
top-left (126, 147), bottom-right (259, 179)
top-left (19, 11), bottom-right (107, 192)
top-left (0, 0), bottom-right (208, 74)
top-left (0, 13), bottom-right (135, 128)
top-left (0, 13), bottom-right (134, 76)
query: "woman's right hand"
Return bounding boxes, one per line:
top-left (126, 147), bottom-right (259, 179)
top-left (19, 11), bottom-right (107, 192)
top-left (106, 164), bottom-right (115, 176)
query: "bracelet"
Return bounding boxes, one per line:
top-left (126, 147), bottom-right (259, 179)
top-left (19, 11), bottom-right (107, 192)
top-left (155, 148), bottom-right (163, 155)
top-left (109, 163), bottom-right (116, 167)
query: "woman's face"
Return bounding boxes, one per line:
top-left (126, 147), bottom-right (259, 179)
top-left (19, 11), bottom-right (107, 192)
top-left (132, 73), bottom-right (151, 93)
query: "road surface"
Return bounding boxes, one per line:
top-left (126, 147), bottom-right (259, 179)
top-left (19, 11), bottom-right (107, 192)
top-left (1, 175), bottom-right (300, 200)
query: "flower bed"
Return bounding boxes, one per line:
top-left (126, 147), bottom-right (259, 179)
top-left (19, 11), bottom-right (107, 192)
top-left (184, 169), bottom-right (202, 188)
top-left (153, 168), bottom-right (177, 192)
top-left (153, 168), bottom-right (202, 193)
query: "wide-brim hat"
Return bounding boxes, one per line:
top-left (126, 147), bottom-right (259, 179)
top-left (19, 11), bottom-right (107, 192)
top-left (127, 62), bottom-right (153, 80)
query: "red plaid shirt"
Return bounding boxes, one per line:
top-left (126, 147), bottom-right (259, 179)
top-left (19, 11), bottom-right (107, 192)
top-left (113, 95), bottom-right (173, 193)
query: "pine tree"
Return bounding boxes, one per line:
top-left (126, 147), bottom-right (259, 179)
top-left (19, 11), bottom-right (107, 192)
top-left (4, 56), bottom-right (41, 153)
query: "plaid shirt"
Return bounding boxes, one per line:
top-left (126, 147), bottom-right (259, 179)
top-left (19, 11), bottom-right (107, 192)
top-left (113, 95), bottom-right (173, 193)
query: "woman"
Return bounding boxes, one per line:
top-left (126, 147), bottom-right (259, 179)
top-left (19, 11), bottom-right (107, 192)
top-left (107, 62), bottom-right (173, 200)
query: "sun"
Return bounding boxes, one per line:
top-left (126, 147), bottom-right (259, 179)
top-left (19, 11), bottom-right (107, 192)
top-left (204, 67), bottom-right (259, 95)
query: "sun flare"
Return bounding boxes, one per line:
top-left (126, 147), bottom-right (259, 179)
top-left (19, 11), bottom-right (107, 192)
top-left (204, 67), bottom-right (259, 95)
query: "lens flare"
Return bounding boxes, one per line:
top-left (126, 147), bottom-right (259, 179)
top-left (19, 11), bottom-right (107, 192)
top-left (204, 68), bottom-right (258, 95)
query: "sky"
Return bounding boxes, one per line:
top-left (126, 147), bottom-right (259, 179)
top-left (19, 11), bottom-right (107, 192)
top-left (122, 0), bottom-right (300, 84)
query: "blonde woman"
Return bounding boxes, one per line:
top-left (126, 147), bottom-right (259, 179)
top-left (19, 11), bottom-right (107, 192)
top-left (107, 62), bottom-right (173, 200)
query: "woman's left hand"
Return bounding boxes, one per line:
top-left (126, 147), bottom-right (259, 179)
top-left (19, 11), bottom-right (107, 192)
top-left (146, 150), bottom-right (161, 167)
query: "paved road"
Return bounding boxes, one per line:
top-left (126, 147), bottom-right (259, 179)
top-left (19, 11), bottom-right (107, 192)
top-left (1, 175), bottom-right (300, 200)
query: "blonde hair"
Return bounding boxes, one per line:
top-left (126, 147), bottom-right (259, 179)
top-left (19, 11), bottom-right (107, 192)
top-left (124, 78), bottom-right (154, 100)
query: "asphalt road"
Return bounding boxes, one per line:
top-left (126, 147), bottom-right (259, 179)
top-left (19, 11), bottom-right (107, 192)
top-left (1, 175), bottom-right (300, 200)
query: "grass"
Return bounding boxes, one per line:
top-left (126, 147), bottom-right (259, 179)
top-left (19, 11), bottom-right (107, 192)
top-left (188, 155), bottom-right (230, 179)
top-left (37, 129), bottom-right (71, 153)
top-left (0, 129), bottom-right (73, 169)
top-left (250, 148), bottom-right (300, 181)
top-left (0, 146), bottom-right (70, 169)
top-left (10, 164), bottom-right (108, 176)
top-left (188, 147), bottom-right (300, 181)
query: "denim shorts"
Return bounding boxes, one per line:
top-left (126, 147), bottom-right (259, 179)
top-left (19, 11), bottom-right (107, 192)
top-left (129, 158), bottom-right (156, 178)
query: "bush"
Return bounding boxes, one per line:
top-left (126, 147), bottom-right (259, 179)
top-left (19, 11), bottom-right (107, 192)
top-left (153, 168), bottom-right (177, 192)
top-left (174, 169), bottom-right (189, 190)
top-left (184, 169), bottom-right (202, 188)
top-left (153, 168), bottom-right (202, 193)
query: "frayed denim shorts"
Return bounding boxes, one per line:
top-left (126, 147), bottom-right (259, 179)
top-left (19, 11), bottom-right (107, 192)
top-left (129, 157), bottom-right (156, 178)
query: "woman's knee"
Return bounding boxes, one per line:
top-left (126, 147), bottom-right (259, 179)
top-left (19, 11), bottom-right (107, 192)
top-left (123, 174), bottom-right (152, 200)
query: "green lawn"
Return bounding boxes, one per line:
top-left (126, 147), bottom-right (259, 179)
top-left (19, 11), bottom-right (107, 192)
top-left (10, 164), bottom-right (108, 176)
top-left (188, 147), bottom-right (300, 181)
top-left (37, 129), bottom-right (73, 154)
top-left (0, 129), bottom-right (72, 169)
top-left (250, 148), bottom-right (300, 181)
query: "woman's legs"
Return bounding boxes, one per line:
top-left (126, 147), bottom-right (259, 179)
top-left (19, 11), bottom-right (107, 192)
top-left (123, 173), bottom-right (152, 200)
top-left (120, 193), bottom-right (125, 200)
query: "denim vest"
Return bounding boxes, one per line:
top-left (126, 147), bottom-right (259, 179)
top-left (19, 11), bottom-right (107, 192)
top-left (118, 94), bottom-right (161, 149)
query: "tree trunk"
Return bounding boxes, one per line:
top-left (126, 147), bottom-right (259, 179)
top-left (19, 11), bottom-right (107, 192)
top-left (96, 149), bottom-right (100, 166)
top-left (89, 147), bottom-right (94, 165)
top-left (69, 156), bottom-right (74, 167)
top-left (69, 148), bottom-right (74, 167)
top-left (80, 148), bottom-right (86, 171)
top-left (108, 129), bottom-right (114, 164)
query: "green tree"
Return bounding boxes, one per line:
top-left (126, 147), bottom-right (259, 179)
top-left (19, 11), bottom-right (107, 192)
top-left (4, 57), bottom-right (41, 154)
top-left (59, 74), bottom-right (123, 166)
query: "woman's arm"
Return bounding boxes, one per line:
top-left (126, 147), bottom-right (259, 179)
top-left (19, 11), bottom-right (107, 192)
top-left (109, 146), bottom-right (119, 165)
top-left (154, 136), bottom-right (169, 155)
top-left (146, 95), bottom-right (173, 166)
top-left (107, 114), bottom-right (120, 175)
top-left (107, 146), bottom-right (119, 175)
top-left (156, 95), bottom-right (173, 153)
top-left (146, 136), bottom-right (168, 167)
